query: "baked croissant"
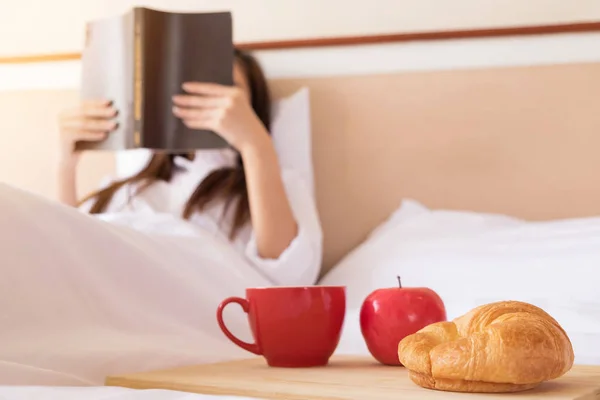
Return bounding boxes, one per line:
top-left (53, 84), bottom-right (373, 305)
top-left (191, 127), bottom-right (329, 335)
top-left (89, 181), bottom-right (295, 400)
top-left (398, 301), bottom-right (574, 393)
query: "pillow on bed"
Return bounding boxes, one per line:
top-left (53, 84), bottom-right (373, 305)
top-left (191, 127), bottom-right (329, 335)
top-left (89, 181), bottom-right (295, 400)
top-left (368, 198), bottom-right (523, 241)
top-left (115, 87), bottom-right (314, 194)
top-left (323, 200), bottom-right (600, 365)
top-left (270, 87), bottom-right (314, 196)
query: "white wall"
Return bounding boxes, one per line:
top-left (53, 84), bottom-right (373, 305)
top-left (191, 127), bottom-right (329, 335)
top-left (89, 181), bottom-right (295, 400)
top-left (1, 0), bottom-right (600, 57)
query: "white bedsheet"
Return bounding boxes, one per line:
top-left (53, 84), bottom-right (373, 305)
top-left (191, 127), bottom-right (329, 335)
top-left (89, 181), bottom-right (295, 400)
top-left (0, 183), bottom-right (279, 386)
top-left (0, 183), bottom-right (353, 399)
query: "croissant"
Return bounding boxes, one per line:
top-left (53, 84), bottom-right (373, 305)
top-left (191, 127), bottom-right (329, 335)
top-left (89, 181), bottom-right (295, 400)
top-left (397, 301), bottom-right (574, 393)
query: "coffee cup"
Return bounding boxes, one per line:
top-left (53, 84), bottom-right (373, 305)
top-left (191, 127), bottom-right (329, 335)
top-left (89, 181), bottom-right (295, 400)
top-left (217, 286), bottom-right (346, 368)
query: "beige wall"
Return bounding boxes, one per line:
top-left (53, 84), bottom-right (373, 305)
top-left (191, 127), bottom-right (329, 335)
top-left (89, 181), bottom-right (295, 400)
top-left (0, 90), bottom-right (115, 200)
top-left (1, 0), bottom-right (599, 56)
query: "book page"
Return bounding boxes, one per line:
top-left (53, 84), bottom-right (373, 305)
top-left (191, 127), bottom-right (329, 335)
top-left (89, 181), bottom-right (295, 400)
top-left (78, 11), bottom-right (134, 151)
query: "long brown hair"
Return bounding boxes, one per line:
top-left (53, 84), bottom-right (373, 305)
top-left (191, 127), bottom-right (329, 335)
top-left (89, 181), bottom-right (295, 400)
top-left (80, 49), bottom-right (272, 238)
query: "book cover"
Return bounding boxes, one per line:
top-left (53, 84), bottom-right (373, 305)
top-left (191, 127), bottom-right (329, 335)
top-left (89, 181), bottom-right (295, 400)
top-left (78, 7), bottom-right (234, 152)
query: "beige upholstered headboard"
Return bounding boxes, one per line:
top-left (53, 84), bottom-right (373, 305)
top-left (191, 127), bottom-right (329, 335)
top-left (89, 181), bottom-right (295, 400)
top-left (257, 29), bottom-right (600, 273)
top-left (2, 24), bottom-right (600, 275)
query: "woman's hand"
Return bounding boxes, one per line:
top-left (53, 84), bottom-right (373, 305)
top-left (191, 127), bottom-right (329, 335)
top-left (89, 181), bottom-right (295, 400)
top-left (56, 99), bottom-right (117, 207)
top-left (172, 82), bottom-right (268, 153)
top-left (173, 82), bottom-right (299, 259)
top-left (58, 99), bottom-right (118, 164)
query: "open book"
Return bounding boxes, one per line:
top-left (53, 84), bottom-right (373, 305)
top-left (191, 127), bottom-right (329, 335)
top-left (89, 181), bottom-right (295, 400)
top-left (78, 7), bottom-right (233, 151)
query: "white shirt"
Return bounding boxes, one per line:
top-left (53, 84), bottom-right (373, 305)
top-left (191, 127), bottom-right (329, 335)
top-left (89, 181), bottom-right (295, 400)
top-left (80, 149), bottom-right (323, 286)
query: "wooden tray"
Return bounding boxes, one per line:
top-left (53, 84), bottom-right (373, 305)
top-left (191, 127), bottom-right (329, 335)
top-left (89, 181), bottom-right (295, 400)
top-left (106, 356), bottom-right (600, 400)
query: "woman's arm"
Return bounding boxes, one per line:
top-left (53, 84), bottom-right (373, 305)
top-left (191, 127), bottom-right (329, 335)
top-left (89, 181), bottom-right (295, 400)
top-left (240, 131), bottom-right (298, 259)
top-left (57, 160), bottom-right (79, 206)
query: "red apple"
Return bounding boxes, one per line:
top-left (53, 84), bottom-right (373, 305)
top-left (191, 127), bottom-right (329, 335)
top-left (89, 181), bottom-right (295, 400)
top-left (360, 276), bottom-right (446, 366)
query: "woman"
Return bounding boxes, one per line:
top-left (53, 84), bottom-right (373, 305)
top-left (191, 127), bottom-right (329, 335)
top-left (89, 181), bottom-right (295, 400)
top-left (57, 48), bottom-right (321, 285)
top-left (0, 49), bottom-right (321, 385)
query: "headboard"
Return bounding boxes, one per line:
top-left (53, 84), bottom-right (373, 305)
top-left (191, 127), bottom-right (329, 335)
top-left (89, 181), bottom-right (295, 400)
top-left (256, 28), bottom-right (600, 273)
top-left (2, 24), bottom-right (600, 275)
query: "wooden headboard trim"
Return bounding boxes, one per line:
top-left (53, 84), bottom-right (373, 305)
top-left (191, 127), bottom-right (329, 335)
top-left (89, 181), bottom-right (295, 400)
top-left (1, 21), bottom-right (600, 64)
top-left (240, 21), bottom-right (600, 50)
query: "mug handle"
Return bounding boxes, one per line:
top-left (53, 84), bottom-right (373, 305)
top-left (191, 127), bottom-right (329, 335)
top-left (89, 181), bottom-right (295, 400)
top-left (217, 297), bottom-right (262, 355)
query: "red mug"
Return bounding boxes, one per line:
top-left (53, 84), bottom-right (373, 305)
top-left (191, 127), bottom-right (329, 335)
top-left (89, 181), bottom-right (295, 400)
top-left (217, 286), bottom-right (346, 368)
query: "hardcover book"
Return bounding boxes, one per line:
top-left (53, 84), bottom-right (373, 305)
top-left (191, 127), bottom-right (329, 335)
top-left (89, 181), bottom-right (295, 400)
top-left (77, 7), bottom-right (233, 151)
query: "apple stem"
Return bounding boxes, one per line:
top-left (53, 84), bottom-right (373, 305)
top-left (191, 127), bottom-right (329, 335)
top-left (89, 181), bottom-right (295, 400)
top-left (397, 276), bottom-right (402, 288)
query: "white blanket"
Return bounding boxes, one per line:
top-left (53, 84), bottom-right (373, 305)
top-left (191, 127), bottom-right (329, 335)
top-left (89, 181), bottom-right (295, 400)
top-left (0, 184), bottom-right (275, 386)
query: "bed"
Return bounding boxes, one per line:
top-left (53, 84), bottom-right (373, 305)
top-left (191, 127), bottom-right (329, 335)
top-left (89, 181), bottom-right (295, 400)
top-left (1, 21), bottom-right (600, 399)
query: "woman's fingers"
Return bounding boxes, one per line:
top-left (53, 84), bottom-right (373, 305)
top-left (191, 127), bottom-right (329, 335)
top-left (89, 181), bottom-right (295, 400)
top-left (83, 104), bottom-right (118, 119)
top-left (60, 100), bottom-right (117, 120)
top-left (62, 119), bottom-right (118, 132)
top-left (173, 106), bottom-right (220, 130)
top-left (181, 82), bottom-right (235, 96)
top-left (83, 99), bottom-right (112, 108)
top-left (181, 119), bottom-right (213, 131)
top-left (58, 100), bottom-right (117, 159)
top-left (71, 131), bottom-right (108, 142)
top-left (172, 94), bottom-right (230, 109)
top-left (172, 106), bottom-right (218, 121)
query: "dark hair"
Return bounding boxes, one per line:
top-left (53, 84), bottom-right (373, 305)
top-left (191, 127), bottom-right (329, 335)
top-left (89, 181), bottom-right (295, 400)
top-left (79, 49), bottom-right (272, 238)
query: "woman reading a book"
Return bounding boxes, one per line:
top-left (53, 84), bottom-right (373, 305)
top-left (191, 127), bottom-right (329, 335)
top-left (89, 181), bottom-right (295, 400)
top-left (0, 50), bottom-right (321, 384)
top-left (54, 48), bottom-right (321, 286)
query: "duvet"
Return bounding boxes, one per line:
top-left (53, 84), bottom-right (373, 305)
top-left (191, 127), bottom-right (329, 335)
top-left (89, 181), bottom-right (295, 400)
top-left (0, 183), bottom-right (272, 385)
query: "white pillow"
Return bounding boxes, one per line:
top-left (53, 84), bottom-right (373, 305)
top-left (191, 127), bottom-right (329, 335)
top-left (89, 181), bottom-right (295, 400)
top-left (270, 87), bottom-right (313, 196)
top-left (115, 87), bottom-right (314, 194)
top-left (322, 200), bottom-right (600, 365)
top-left (369, 198), bottom-right (523, 241)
